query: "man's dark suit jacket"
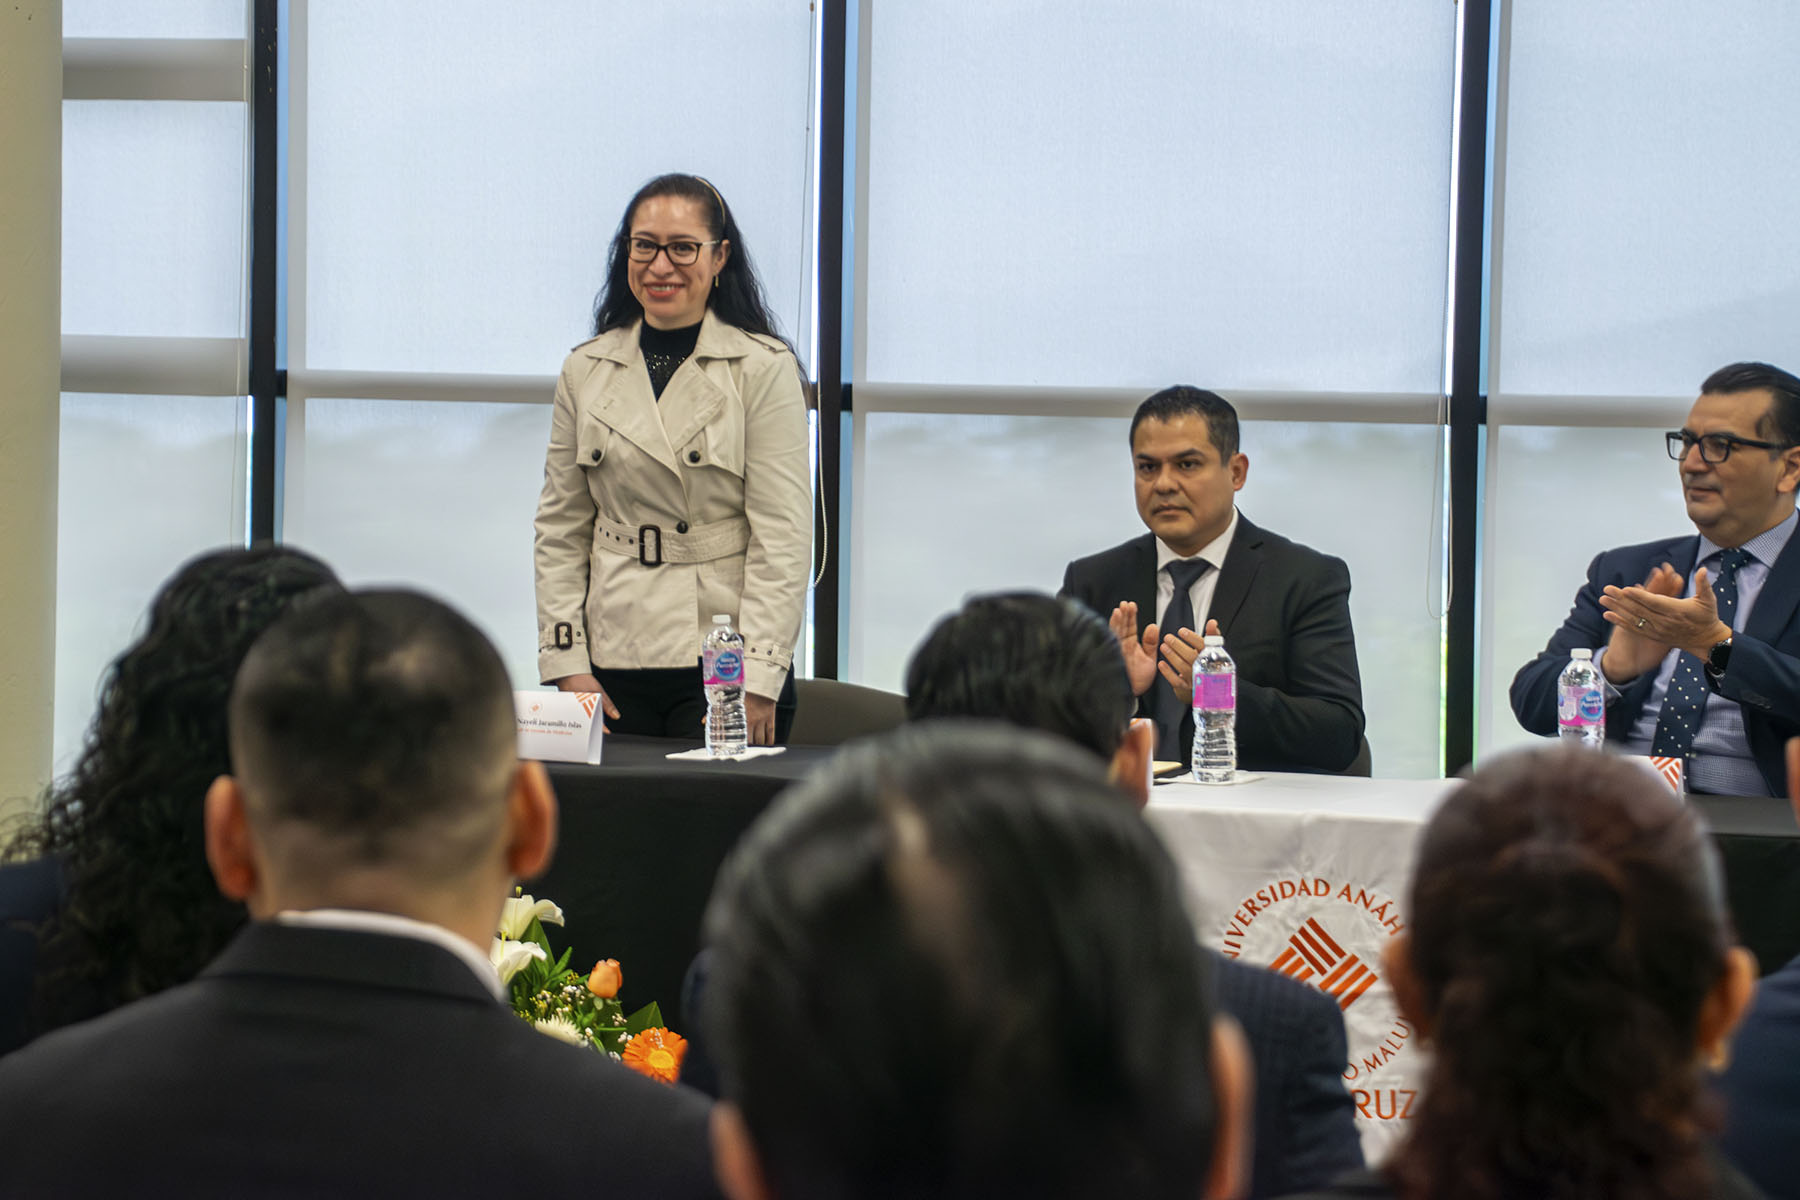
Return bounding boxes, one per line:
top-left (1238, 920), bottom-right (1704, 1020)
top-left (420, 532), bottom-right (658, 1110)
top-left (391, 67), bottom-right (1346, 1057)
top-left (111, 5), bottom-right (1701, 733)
top-left (0, 857), bottom-right (61, 1058)
top-left (678, 947), bottom-right (1360, 1200)
top-left (1214, 952), bottom-right (1364, 1198)
top-left (1717, 951), bottom-right (1800, 1196)
top-left (1060, 516), bottom-right (1366, 772)
top-left (1510, 530), bottom-right (1800, 795)
top-left (0, 921), bottom-right (721, 1200)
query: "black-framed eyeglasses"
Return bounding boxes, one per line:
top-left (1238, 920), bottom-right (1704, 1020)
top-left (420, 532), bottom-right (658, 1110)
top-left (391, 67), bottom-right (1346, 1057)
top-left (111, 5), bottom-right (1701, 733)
top-left (1666, 429), bottom-right (1791, 464)
top-left (626, 237), bottom-right (720, 266)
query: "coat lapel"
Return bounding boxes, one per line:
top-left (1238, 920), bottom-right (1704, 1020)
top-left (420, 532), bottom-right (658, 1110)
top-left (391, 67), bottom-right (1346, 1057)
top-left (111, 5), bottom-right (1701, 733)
top-left (579, 325), bottom-right (681, 477)
top-left (1748, 525), bottom-right (1800, 641)
top-left (1205, 516), bottom-right (1262, 632)
top-left (1126, 535), bottom-right (1158, 634)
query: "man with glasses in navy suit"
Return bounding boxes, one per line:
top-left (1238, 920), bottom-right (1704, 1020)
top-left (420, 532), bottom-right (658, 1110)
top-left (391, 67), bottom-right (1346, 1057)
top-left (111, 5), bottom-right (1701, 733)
top-left (1511, 362), bottom-right (1800, 796)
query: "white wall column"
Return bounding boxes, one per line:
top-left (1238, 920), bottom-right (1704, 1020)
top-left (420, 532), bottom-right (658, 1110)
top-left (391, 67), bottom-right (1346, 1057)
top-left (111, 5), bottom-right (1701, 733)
top-left (0, 1), bottom-right (62, 832)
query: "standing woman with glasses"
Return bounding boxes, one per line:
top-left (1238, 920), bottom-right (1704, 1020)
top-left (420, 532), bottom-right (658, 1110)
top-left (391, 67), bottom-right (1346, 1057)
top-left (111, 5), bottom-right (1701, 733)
top-left (535, 173), bottom-right (810, 745)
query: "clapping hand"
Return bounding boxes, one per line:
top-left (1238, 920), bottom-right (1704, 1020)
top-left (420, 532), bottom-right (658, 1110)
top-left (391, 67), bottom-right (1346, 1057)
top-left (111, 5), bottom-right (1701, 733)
top-left (1599, 562), bottom-right (1732, 676)
top-left (1158, 620), bottom-right (1224, 706)
top-left (1109, 602), bottom-right (1161, 697)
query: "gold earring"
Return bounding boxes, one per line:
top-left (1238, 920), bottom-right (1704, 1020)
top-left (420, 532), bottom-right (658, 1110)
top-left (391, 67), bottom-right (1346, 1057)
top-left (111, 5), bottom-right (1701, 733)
top-left (713, 275), bottom-right (720, 290)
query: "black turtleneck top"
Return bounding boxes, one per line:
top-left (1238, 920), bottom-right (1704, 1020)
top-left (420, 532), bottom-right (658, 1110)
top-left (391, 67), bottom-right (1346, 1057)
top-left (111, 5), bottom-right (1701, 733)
top-left (640, 320), bottom-right (702, 399)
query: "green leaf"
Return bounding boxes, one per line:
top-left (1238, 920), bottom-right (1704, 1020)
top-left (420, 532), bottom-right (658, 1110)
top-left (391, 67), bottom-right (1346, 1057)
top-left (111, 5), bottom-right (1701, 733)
top-left (625, 1001), bottom-right (664, 1036)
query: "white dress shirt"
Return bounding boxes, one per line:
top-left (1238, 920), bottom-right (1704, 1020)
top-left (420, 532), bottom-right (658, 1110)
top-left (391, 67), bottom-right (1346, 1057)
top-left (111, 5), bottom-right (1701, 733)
top-left (1154, 508), bottom-right (1239, 633)
top-left (276, 907), bottom-right (505, 1000)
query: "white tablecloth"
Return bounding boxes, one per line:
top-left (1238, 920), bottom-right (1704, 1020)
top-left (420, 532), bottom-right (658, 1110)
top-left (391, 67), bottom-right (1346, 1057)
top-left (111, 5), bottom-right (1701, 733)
top-left (1147, 772), bottom-right (1455, 1163)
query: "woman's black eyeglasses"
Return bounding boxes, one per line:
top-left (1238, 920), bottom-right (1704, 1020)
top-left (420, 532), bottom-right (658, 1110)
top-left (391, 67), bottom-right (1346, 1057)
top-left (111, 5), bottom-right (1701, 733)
top-left (626, 237), bottom-right (720, 266)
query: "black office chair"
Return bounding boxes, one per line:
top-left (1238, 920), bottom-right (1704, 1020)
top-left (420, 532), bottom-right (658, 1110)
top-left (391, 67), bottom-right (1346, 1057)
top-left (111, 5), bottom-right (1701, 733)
top-left (789, 678), bottom-right (907, 746)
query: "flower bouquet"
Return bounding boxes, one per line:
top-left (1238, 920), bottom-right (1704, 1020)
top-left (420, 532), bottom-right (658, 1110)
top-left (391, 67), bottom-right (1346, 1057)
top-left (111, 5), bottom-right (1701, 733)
top-left (490, 891), bottom-right (688, 1083)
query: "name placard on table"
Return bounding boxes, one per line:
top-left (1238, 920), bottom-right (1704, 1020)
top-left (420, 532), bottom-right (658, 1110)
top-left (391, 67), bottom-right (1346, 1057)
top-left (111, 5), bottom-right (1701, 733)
top-left (515, 691), bottom-right (604, 764)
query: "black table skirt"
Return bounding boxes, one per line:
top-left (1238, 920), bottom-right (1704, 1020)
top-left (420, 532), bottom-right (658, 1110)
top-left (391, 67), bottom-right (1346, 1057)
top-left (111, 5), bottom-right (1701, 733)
top-left (535, 741), bottom-right (1800, 1035)
top-left (533, 736), bottom-right (838, 1032)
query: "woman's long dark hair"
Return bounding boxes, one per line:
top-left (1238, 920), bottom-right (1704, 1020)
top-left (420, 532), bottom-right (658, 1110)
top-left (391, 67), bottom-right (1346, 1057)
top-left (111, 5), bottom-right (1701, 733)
top-left (1387, 748), bottom-right (1733, 1200)
top-left (4, 545), bottom-right (341, 1032)
top-left (590, 172), bottom-right (795, 357)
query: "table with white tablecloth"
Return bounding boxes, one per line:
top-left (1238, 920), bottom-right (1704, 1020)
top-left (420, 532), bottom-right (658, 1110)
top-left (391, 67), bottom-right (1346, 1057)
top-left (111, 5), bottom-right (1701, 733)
top-left (1147, 773), bottom-right (1452, 1162)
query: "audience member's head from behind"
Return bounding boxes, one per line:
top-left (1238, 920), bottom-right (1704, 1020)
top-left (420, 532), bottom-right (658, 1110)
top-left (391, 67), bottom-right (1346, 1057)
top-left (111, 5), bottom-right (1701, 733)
top-left (702, 722), bottom-right (1251, 1200)
top-left (1130, 385), bottom-right (1247, 559)
top-left (1385, 747), bottom-right (1755, 1199)
top-left (204, 589), bottom-right (555, 949)
top-left (7, 545), bottom-right (340, 1028)
top-left (904, 591), bottom-right (1154, 805)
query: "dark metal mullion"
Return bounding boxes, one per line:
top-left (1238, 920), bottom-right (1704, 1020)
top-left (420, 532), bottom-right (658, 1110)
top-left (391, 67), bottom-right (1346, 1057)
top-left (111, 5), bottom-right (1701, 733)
top-left (1445, 0), bottom-right (1493, 775)
top-left (247, 0), bottom-right (279, 543)
top-left (812, 0), bottom-right (849, 678)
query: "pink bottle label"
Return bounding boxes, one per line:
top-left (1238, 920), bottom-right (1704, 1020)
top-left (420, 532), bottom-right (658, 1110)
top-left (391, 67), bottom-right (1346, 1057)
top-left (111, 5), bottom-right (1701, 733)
top-left (1196, 674), bottom-right (1235, 711)
top-left (1558, 689), bottom-right (1603, 727)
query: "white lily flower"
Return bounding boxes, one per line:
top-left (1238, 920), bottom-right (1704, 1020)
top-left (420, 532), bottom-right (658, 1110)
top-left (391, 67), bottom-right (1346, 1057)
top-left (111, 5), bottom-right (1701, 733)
top-left (489, 937), bottom-right (547, 985)
top-left (533, 1015), bottom-right (586, 1046)
top-left (497, 894), bottom-right (565, 940)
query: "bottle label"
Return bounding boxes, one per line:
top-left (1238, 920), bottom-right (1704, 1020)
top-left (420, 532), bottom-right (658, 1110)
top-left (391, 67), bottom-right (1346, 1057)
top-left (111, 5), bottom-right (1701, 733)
top-left (1196, 674), bottom-right (1235, 711)
top-left (705, 649), bottom-right (744, 687)
top-left (1558, 688), bottom-right (1604, 726)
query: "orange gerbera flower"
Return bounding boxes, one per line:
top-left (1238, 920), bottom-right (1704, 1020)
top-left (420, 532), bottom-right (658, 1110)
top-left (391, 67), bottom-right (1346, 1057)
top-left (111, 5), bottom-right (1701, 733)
top-left (621, 1027), bottom-right (688, 1084)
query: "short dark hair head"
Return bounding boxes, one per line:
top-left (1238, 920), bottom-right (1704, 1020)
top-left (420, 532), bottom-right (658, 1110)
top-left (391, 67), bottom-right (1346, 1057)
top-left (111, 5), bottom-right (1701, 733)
top-left (704, 722), bottom-right (1218, 1200)
top-left (903, 591), bottom-right (1134, 763)
top-left (1129, 385), bottom-right (1239, 459)
top-left (590, 172), bottom-right (795, 357)
top-left (228, 589), bottom-right (518, 876)
top-left (1702, 361), bottom-right (1800, 448)
top-left (1389, 747), bottom-right (1732, 1198)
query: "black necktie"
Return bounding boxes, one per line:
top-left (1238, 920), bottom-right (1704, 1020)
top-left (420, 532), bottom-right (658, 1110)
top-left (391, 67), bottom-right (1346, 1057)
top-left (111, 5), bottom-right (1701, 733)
top-left (1650, 546), bottom-right (1751, 762)
top-left (1153, 558), bottom-right (1213, 760)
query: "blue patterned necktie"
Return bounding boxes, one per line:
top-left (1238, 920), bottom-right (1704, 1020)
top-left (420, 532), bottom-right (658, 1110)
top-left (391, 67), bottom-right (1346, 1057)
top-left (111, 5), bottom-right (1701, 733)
top-left (1650, 546), bottom-right (1751, 762)
top-left (1152, 558), bottom-right (1214, 760)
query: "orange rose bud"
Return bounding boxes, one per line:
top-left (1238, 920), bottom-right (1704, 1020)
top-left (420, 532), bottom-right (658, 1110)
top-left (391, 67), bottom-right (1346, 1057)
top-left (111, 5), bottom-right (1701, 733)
top-left (587, 958), bottom-right (622, 999)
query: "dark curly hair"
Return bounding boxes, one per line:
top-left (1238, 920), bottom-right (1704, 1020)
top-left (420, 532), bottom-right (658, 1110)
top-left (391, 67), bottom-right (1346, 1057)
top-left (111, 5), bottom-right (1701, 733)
top-left (3, 544), bottom-right (341, 1034)
top-left (1387, 748), bottom-right (1734, 1200)
top-left (590, 172), bottom-right (796, 358)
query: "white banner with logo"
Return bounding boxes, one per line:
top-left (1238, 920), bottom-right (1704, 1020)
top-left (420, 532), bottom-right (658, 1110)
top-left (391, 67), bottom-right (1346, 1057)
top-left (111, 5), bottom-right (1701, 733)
top-left (514, 690), bottom-right (604, 764)
top-left (1147, 773), bottom-right (1453, 1164)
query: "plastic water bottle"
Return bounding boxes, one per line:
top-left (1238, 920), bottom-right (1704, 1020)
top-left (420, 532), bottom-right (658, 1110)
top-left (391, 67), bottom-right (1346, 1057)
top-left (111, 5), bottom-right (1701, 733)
top-left (703, 614), bottom-right (748, 757)
top-left (1557, 648), bottom-right (1606, 749)
top-left (1193, 635), bottom-right (1237, 784)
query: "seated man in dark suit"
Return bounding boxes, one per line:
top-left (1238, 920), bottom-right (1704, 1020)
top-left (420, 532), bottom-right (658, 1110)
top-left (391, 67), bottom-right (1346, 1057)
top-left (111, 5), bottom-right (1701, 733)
top-left (702, 723), bottom-right (1254, 1200)
top-left (0, 590), bottom-right (719, 1199)
top-left (1717, 736), bottom-right (1800, 1193)
top-left (1511, 362), bottom-right (1800, 796)
top-left (1060, 385), bottom-right (1366, 772)
top-left (902, 591), bottom-right (1364, 1198)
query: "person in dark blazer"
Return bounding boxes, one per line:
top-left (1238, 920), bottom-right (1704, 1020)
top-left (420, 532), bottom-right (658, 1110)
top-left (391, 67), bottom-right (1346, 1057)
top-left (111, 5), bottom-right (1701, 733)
top-left (902, 593), bottom-right (1363, 1197)
top-left (1717, 737), bottom-right (1800, 1195)
top-left (1060, 386), bottom-right (1365, 772)
top-left (1511, 362), bottom-right (1800, 797)
top-left (0, 589), bottom-right (718, 1200)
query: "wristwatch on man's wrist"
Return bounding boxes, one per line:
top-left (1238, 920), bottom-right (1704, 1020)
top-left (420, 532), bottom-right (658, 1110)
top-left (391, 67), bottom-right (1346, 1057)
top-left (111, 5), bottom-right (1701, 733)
top-left (1706, 635), bottom-right (1734, 677)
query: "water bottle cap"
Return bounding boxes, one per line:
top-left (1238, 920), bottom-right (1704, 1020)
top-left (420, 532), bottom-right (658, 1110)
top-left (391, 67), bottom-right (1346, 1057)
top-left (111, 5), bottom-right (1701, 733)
top-left (1570, 648), bottom-right (1592, 660)
top-left (712, 614), bottom-right (731, 624)
top-left (1202, 634), bottom-right (1224, 645)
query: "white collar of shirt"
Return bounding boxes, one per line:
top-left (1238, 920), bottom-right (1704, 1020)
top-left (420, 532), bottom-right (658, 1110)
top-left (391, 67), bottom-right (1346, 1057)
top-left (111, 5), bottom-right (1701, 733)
top-left (275, 908), bottom-right (505, 1001)
top-left (1696, 507), bottom-right (1798, 570)
top-left (1156, 507), bottom-right (1238, 574)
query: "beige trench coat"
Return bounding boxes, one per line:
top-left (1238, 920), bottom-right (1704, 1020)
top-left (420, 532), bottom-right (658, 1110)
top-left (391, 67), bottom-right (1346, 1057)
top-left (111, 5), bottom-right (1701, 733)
top-left (533, 312), bottom-right (811, 700)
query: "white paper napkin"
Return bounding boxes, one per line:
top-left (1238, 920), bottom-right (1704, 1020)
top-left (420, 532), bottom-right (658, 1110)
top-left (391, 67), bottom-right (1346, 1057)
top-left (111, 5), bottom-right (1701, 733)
top-left (664, 746), bottom-right (789, 763)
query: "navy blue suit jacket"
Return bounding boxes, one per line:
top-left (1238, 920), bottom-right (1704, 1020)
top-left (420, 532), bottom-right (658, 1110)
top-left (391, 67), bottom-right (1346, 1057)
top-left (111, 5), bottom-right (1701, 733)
top-left (1717, 951), bottom-right (1800, 1197)
top-left (0, 922), bottom-right (722, 1199)
top-left (1214, 953), bottom-right (1364, 1198)
top-left (0, 857), bottom-right (62, 1058)
top-left (1510, 529), bottom-right (1800, 795)
top-left (1059, 517), bottom-right (1366, 773)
